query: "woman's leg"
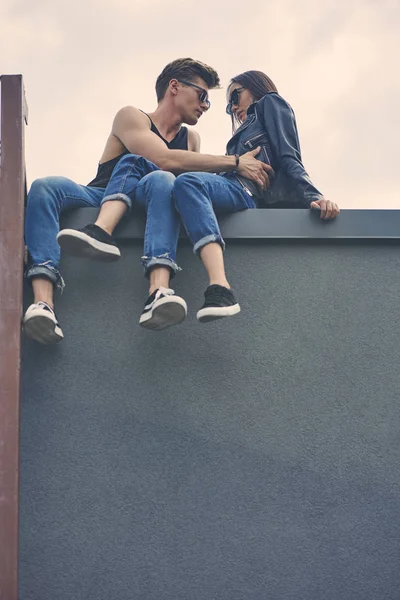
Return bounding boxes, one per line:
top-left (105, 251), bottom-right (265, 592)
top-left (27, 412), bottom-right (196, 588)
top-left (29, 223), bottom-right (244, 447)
top-left (173, 173), bottom-right (255, 284)
top-left (173, 173), bottom-right (255, 321)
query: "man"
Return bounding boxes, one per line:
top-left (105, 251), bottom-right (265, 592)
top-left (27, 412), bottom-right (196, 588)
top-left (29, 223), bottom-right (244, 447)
top-left (23, 57), bottom-right (272, 344)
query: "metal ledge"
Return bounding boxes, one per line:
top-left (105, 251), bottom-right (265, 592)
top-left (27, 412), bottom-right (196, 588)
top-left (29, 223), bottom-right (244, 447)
top-left (61, 208), bottom-right (400, 241)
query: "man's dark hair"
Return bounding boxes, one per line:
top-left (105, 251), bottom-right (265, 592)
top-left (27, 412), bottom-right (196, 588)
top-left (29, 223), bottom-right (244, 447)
top-left (156, 58), bottom-right (220, 102)
top-left (229, 70), bottom-right (278, 130)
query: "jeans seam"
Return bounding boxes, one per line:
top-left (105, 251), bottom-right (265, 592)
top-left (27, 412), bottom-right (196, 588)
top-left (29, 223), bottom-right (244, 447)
top-left (191, 177), bottom-right (223, 247)
top-left (200, 175), bottom-right (255, 206)
top-left (217, 179), bottom-right (256, 208)
top-left (118, 165), bottom-right (135, 194)
top-left (60, 193), bottom-right (103, 210)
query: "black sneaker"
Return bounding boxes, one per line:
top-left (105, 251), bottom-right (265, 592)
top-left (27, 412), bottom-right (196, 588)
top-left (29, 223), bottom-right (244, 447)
top-left (139, 288), bottom-right (187, 331)
top-left (57, 223), bottom-right (121, 262)
top-left (196, 285), bottom-right (241, 323)
top-left (23, 301), bottom-right (64, 344)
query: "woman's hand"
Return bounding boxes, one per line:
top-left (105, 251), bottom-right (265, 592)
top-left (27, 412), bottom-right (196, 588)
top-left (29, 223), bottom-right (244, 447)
top-left (237, 147), bottom-right (274, 190)
top-left (310, 199), bottom-right (340, 220)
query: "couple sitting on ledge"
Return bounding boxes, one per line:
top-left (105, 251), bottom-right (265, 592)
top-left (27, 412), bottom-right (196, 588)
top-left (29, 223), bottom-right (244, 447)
top-left (23, 57), bottom-right (340, 345)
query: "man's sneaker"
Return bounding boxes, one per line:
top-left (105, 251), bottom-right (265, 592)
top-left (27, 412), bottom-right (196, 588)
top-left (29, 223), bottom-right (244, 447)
top-left (139, 288), bottom-right (187, 331)
top-left (23, 302), bottom-right (64, 344)
top-left (57, 223), bottom-right (121, 262)
top-left (196, 285), bottom-right (241, 323)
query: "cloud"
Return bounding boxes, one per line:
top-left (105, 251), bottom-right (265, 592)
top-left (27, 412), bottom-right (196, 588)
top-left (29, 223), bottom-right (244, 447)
top-left (2, 0), bottom-right (399, 207)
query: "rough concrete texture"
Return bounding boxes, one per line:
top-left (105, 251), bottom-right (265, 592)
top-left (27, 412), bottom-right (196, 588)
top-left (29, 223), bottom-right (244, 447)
top-left (20, 240), bottom-right (400, 600)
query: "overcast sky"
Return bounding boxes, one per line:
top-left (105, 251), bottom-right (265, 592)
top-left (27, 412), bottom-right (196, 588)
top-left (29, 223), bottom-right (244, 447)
top-left (1, 0), bottom-right (399, 208)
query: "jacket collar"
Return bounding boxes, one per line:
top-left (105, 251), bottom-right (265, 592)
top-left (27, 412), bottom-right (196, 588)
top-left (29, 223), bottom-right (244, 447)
top-left (230, 102), bottom-right (259, 141)
top-left (246, 102), bottom-right (258, 116)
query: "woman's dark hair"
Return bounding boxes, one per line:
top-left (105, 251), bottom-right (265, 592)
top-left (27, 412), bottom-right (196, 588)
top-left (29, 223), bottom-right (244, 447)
top-left (229, 70), bottom-right (278, 131)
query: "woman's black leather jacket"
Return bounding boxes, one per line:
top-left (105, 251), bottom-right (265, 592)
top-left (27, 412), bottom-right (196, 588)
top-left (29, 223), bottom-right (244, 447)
top-left (225, 92), bottom-right (324, 208)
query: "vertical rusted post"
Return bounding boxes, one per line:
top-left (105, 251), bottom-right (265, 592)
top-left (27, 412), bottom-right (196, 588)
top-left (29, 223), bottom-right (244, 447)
top-left (0, 74), bottom-right (26, 600)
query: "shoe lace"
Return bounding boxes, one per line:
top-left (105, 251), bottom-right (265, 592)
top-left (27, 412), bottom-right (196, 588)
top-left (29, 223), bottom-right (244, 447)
top-left (37, 301), bottom-right (53, 312)
top-left (156, 287), bottom-right (175, 300)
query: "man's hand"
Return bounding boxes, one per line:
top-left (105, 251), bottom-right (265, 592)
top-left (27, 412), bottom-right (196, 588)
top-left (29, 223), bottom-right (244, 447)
top-left (237, 147), bottom-right (274, 190)
top-left (310, 198), bottom-right (340, 220)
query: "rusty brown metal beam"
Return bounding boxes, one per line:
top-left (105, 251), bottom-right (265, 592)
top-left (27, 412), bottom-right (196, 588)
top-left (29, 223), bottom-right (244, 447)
top-left (0, 74), bottom-right (26, 600)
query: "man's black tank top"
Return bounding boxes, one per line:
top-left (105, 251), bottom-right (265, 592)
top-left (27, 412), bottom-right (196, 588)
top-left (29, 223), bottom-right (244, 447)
top-left (87, 113), bottom-right (188, 188)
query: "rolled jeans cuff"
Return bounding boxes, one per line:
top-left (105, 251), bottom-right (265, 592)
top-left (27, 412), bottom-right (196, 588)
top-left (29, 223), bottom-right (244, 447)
top-left (25, 263), bottom-right (65, 292)
top-left (141, 254), bottom-right (181, 279)
top-left (100, 192), bottom-right (132, 211)
top-left (193, 234), bottom-right (225, 256)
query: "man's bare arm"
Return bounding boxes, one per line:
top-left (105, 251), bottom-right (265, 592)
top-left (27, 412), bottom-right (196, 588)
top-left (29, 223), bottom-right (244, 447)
top-left (112, 107), bottom-right (273, 188)
top-left (188, 129), bottom-right (201, 153)
top-left (112, 106), bottom-right (236, 173)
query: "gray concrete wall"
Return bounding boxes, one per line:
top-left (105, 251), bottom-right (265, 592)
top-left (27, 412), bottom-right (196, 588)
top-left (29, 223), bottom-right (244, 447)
top-left (20, 210), bottom-right (400, 599)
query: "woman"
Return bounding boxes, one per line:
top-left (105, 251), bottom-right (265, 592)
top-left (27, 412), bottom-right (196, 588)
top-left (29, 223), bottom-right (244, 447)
top-left (173, 70), bottom-right (340, 323)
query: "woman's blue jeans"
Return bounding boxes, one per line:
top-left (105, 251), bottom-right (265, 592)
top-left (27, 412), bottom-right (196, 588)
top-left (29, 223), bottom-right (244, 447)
top-left (172, 172), bottom-right (256, 254)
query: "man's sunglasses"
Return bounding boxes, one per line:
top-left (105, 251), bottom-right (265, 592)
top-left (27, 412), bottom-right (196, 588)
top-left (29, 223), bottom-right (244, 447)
top-left (226, 87), bottom-right (245, 115)
top-left (177, 79), bottom-right (210, 108)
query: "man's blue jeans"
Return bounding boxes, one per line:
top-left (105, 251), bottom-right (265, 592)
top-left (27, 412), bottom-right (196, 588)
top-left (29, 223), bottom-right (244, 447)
top-left (25, 154), bottom-right (255, 289)
top-left (25, 154), bottom-right (180, 288)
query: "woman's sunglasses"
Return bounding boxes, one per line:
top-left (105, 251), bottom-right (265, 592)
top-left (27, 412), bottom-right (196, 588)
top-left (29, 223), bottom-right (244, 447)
top-left (226, 87), bottom-right (245, 115)
top-left (177, 80), bottom-right (211, 108)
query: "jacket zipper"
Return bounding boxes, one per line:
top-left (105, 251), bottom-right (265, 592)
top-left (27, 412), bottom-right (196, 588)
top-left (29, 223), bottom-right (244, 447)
top-left (228, 114), bottom-right (256, 145)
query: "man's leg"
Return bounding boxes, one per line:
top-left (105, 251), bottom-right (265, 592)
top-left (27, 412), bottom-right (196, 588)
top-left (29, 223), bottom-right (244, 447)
top-left (24, 176), bottom-right (103, 343)
top-left (173, 173), bottom-right (256, 322)
top-left (57, 154), bottom-right (160, 260)
top-left (134, 171), bottom-right (186, 331)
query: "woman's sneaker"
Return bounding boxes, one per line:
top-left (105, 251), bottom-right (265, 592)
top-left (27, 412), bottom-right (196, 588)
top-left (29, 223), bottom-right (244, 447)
top-left (196, 285), bottom-right (241, 323)
top-left (139, 288), bottom-right (187, 331)
top-left (23, 302), bottom-right (64, 344)
top-left (57, 223), bottom-right (121, 262)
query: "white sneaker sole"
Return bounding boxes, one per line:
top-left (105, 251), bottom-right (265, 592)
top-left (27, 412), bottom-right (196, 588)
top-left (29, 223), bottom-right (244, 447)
top-left (196, 303), bottom-right (241, 323)
top-left (57, 229), bottom-right (121, 262)
top-left (139, 296), bottom-right (187, 331)
top-left (23, 312), bottom-right (64, 344)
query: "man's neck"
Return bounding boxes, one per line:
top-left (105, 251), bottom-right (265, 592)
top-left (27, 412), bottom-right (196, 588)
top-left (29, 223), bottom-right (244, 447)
top-left (147, 102), bottom-right (184, 142)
